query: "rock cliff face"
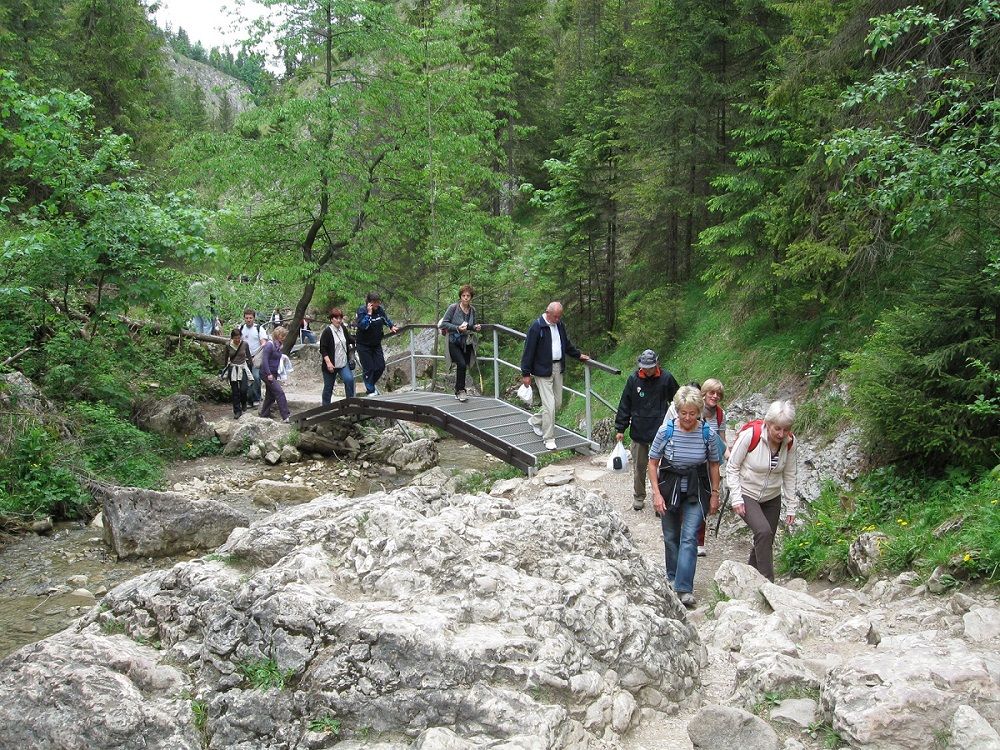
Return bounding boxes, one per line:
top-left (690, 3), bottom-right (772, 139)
top-left (0, 484), bottom-right (703, 749)
top-left (166, 49), bottom-right (253, 117)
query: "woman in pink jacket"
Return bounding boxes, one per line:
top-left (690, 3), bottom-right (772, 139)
top-left (726, 400), bottom-right (798, 581)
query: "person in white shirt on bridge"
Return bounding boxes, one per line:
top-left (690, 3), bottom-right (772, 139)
top-left (520, 301), bottom-right (589, 451)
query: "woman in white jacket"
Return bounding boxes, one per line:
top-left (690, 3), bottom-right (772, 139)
top-left (727, 400), bottom-right (798, 581)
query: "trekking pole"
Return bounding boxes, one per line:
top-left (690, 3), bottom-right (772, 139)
top-left (713, 483), bottom-right (730, 537)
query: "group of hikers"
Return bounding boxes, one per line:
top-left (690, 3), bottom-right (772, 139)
top-left (217, 288), bottom-right (798, 607)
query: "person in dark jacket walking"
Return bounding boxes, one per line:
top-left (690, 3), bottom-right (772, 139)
top-left (615, 349), bottom-right (680, 510)
top-left (520, 301), bottom-right (589, 451)
top-left (355, 292), bottom-right (399, 395)
top-left (440, 284), bottom-right (481, 402)
top-left (259, 327), bottom-right (290, 422)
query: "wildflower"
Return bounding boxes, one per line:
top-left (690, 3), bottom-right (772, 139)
top-left (963, 553), bottom-right (972, 562)
top-left (896, 518), bottom-right (908, 527)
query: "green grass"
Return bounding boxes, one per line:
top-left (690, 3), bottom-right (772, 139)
top-left (191, 699), bottom-right (208, 732)
top-left (237, 658), bottom-right (295, 690)
top-left (705, 582), bottom-right (731, 619)
top-left (308, 715), bottom-right (342, 735)
top-left (778, 466), bottom-right (1000, 583)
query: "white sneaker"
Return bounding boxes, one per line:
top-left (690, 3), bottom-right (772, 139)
top-left (679, 592), bottom-right (696, 608)
top-left (528, 418), bottom-right (543, 437)
top-left (544, 439), bottom-right (557, 451)
top-left (456, 390), bottom-right (468, 402)
top-left (697, 546), bottom-right (707, 557)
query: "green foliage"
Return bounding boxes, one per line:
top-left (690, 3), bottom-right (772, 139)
top-left (0, 419), bottom-right (89, 520)
top-left (72, 402), bottom-right (164, 487)
top-left (237, 658), bottom-right (294, 690)
top-left (191, 699), bottom-right (208, 732)
top-left (177, 437), bottom-right (223, 460)
top-left (705, 582), bottom-right (731, 620)
top-left (308, 715), bottom-right (342, 735)
top-left (778, 467), bottom-right (1000, 582)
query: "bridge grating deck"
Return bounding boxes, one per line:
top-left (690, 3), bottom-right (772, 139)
top-left (294, 390), bottom-right (598, 471)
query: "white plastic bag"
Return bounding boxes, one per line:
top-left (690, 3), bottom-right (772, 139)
top-left (607, 441), bottom-right (629, 472)
top-left (278, 354), bottom-right (293, 382)
top-left (516, 383), bottom-right (533, 405)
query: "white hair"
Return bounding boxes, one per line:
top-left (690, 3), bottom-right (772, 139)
top-left (764, 400), bottom-right (796, 428)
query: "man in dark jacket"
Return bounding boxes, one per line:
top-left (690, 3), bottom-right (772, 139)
top-left (615, 349), bottom-right (680, 510)
top-left (521, 301), bottom-right (589, 451)
top-left (355, 292), bottom-right (399, 395)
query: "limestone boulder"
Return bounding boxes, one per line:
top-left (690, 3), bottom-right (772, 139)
top-left (950, 705), bottom-right (1000, 750)
top-left (821, 631), bottom-right (1000, 748)
top-left (144, 394), bottom-right (214, 441)
top-left (102, 487), bottom-right (249, 559)
top-left (963, 607), bottom-right (1000, 643)
top-left (847, 531), bottom-right (888, 578)
top-left (222, 415), bottom-right (292, 456)
top-left (15, 484), bottom-right (704, 749)
top-left (388, 437), bottom-right (439, 472)
top-left (0, 630), bottom-right (198, 749)
top-left (687, 704), bottom-right (779, 750)
top-left (713, 561), bottom-right (769, 604)
top-left (735, 653), bottom-right (821, 708)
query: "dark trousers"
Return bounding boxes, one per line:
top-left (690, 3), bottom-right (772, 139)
top-left (448, 341), bottom-right (474, 392)
top-left (230, 375), bottom-right (248, 416)
top-left (260, 377), bottom-right (290, 420)
top-left (740, 493), bottom-right (782, 581)
top-left (356, 344), bottom-right (385, 392)
top-left (249, 366), bottom-right (263, 404)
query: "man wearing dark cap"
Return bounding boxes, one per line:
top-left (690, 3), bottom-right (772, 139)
top-left (614, 349), bottom-right (680, 510)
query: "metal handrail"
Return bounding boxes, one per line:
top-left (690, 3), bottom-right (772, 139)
top-left (380, 321), bottom-right (621, 441)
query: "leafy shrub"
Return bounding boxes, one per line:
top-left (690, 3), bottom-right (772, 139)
top-left (72, 402), bottom-right (165, 488)
top-left (779, 467), bottom-right (1000, 582)
top-left (0, 421), bottom-right (90, 519)
top-left (237, 658), bottom-right (294, 690)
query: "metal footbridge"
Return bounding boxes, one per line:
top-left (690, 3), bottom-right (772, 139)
top-left (293, 323), bottom-right (621, 472)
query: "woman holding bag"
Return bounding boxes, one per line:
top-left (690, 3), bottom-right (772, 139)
top-left (319, 308), bottom-right (356, 404)
top-left (440, 285), bottom-right (481, 402)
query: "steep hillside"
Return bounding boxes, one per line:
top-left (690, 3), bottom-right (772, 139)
top-left (164, 48), bottom-right (253, 118)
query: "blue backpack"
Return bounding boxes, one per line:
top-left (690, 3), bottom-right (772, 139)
top-left (661, 417), bottom-right (713, 453)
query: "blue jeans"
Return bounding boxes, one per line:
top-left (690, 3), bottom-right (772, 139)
top-left (249, 366), bottom-right (263, 404)
top-left (660, 496), bottom-right (705, 595)
top-left (322, 364), bottom-right (355, 404)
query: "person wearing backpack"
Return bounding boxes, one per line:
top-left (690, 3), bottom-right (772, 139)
top-left (647, 386), bottom-right (721, 608)
top-left (614, 349), bottom-right (680, 511)
top-left (355, 292), bottom-right (399, 395)
top-left (727, 400), bottom-right (798, 581)
top-left (239, 308), bottom-right (269, 407)
top-left (440, 285), bottom-right (482, 402)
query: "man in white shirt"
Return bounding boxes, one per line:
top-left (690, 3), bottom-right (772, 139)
top-left (240, 308), bottom-right (269, 407)
top-left (520, 301), bottom-right (589, 451)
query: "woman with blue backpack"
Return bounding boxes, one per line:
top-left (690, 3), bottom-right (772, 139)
top-left (647, 386), bottom-right (721, 608)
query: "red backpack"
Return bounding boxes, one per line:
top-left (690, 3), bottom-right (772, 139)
top-left (739, 419), bottom-right (793, 452)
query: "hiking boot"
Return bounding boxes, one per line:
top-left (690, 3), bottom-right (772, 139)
top-left (456, 390), bottom-right (468, 402)
top-left (632, 497), bottom-right (645, 511)
top-left (679, 592), bottom-right (696, 608)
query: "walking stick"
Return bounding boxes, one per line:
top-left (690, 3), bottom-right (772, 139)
top-left (713, 484), bottom-right (729, 537)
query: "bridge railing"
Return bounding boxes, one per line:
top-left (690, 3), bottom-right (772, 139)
top-left (383, 323), bottom-right (621, 442)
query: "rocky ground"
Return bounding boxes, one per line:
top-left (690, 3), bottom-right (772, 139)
top-left (0, 356), bottom-right (997, 749)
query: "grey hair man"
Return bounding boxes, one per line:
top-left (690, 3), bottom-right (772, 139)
top-left (520, 302), bottom-right (590, 451)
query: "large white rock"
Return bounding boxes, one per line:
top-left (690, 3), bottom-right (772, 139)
top-left (759, 583), bottom-right (828, 616)
top-left (0, 630), bottom-right (199, 749)
top-left (821, 631), bottom-right (1000, 748)
top-left (102, 487), bottom-right (249, 559)
top-left (687, 704), bottom-right (779, 750)
top-left (713, 561), bottom-right (769, 604)
top-left (950, 705), bottom-right (1000, 750)
top-left (251, 479), bottom-right (320, 506)
top-left (963, 607), bottom-right (1000, 643)
top-left (3, 485), bottom-right (703, 749)
top-left (736, 653), bottom-right (820, 707)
